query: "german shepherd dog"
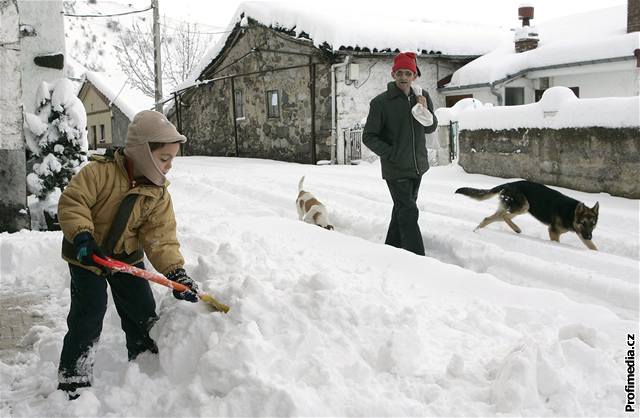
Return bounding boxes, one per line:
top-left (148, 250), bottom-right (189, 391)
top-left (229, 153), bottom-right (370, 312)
top-left (456, 181), bottom-right (599, 250)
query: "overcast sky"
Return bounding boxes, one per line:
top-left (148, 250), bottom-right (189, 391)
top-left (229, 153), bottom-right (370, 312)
top-left (142, 0), bottom-right (627, 28)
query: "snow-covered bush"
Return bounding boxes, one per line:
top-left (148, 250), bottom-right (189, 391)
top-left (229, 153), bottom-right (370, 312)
top-left (24, 78), bottom-right (88, 229)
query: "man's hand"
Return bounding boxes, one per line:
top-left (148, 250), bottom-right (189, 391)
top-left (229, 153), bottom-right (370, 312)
top-left (167, 268), bottom-right (199, 303)
top-left (416, 95), bottom-right (427, 107)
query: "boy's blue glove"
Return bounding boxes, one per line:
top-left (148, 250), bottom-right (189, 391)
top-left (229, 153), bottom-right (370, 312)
top-left (167, 268), bottom-right (199, 303)
top-left (73, 232), bottom-right (106, 268)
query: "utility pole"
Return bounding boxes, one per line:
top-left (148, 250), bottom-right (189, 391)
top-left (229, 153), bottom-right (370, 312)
top-left (152, 0), bottom-right (163, 111)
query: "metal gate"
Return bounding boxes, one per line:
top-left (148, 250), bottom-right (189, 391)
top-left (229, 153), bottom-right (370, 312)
top-left (449, 121), bottom-right (459, 161)
top-left (343, 124), bottom-right (363, 164)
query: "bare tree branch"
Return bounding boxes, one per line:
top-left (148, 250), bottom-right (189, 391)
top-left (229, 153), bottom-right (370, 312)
top-left (114, 18), bottom-right (214, 97)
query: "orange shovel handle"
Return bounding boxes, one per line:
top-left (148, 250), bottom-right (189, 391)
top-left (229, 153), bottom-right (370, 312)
top-left (92, 255), bottom-right (230, 313)
top-left (92, 255), bottom-right (190, 292)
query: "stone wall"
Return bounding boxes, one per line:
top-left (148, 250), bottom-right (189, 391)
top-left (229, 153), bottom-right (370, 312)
top-left (111, 105), bottom-right (130, 148)
top-left (177, 24), bottom-right (471, 165)
top-left (0, 0), bottom-right (30, 232)
top-left (628, 0), bottom-right (640, 33)
top-left (458, 127), bottom-right (640, 198)
top-left (179, 24), bottom-right (333, 164)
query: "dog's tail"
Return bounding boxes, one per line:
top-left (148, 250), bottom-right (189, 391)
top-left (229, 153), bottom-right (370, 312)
top-left (298, 176), bottom-right (305, 192)
top-left (455, 185), bottom-right (504, 201)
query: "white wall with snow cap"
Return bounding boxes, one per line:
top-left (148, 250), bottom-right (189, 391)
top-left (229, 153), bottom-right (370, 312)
top-left (435, 98), bottom-right (487, 126)
top-left (529, 62), bottom-right (640, 98)
top-left (18, 0), bottom-right (66, 114)
top-left (453, 86), bottom-right (640, 130)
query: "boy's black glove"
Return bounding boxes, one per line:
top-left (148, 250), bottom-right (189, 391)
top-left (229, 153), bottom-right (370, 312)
top-left (74, 232), bottom-right (106, 268)
top-left (167, 268), bottom-right (198, 303)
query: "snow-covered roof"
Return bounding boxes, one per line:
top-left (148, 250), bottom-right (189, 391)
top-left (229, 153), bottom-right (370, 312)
top-left (446, 5), bottom-right (640, 88)
top-left (177, 1), bottom-right (510, 92)
top-left (82, 71), bottom-right (154, 120)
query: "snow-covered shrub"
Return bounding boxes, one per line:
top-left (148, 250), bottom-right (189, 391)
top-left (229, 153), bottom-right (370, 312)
top-left (24, 78), bottom-right (88, 229)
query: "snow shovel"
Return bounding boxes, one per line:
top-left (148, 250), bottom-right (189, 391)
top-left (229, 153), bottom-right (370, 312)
top-left (92, 255), bottom-right (230, 313)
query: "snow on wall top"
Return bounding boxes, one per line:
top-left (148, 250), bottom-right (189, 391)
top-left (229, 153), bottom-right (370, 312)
top-left (435, 86), bottom-right (640, 129)
top-left (84, 71), bottom-right (154, 120)
top-left (447, 5), bottom-right (640, 88)
top-left (177, 1), bottom-right (510, 93)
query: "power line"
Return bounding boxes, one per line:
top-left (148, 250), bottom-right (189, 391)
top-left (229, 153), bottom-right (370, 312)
top-left (159, 23), bottom-right (231, 36)
top-left (62, 6), bottom-right (152, 18)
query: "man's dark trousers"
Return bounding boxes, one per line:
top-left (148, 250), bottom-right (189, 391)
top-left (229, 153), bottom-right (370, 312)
top-left (385, 176), bottom-right (425, 256)
top-left (58, 262), bottom-right (159, 388)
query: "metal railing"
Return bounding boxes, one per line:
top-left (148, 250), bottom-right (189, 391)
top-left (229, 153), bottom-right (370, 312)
top-left (343, 124), bottom-right (363, 164)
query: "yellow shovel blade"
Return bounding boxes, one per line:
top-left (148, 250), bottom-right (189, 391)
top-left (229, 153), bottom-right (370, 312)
top-left (198, 292), bottom-right (230, 313)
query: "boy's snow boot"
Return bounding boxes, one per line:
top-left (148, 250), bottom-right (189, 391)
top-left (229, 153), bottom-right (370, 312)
top-left (58, 381), bottom-right (90, 401)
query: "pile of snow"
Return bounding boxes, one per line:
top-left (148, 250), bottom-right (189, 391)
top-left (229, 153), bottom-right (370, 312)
top-left (1, 157), bottom-right (637, 416)
top-left (439, 87), bottom-right (639, 130)
top-left (24, 79), bottom-right (88, 155)
top-left (435, 97), bottom-right (488, 125)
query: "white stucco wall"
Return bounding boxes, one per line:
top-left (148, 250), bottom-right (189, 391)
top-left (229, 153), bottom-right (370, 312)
top-left (1, 0), bottom-right (22, 150)
top-left (334, 56), bottom-right (453, 164)
top-left (18, 0), bottom-right (66, 113)
top-left (549, 69), bottom-right (639, 98)
top-left (442, 60), bottom-right (640, 108)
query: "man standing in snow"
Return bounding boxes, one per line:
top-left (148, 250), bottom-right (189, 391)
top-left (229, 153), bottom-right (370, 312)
top-left (363, 52), bottom-right (438, 256)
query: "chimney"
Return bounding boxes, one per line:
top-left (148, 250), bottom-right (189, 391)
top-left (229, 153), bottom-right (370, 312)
top-left (629, 0), bottom-right (640, 33)
top-left (515, 5), bottom-right (539, 53)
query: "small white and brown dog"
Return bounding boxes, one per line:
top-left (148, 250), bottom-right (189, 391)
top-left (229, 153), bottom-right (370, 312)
top-left (296, 176), bottom-right (334, 230)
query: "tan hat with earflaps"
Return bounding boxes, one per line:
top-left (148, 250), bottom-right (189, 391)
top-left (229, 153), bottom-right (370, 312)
top-left (124, 110), bottom-right (187, 186)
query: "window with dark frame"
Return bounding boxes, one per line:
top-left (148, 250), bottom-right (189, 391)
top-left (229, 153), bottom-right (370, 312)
top-left (266, 90), bottom-right (279, 118)
top-left (505, 87), bottom-right (525, 106)
top-left (235, 90), bottom-right (245, 119)
top-left (99, 124), bottom-right (105, 142)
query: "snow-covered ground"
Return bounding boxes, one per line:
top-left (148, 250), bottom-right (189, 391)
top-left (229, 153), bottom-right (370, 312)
top-left (1, 157), bottom-right (638, 417)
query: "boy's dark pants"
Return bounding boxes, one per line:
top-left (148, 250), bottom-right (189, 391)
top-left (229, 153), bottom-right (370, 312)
top-left (58, 262), bottom-right (159, 389)
top-left (385, 177), bottom-right (425, 256)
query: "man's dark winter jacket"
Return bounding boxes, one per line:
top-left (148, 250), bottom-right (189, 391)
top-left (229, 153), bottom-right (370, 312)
top-left (363, 82), bottom-right (438, 180)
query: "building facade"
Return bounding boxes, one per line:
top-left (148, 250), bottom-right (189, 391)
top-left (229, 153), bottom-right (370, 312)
top-left (0, 0), bottom-right (66, 232)
top-left (78, 72), bottom-right (154, 149)
top-left (170, 4), bottom-right (503, 165)
top-left (441, 3), bottom-right (640, 106)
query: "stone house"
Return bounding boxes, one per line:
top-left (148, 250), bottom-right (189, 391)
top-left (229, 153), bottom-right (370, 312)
top-left (169, 2), bottom-right (507, 165)
top-left (78, 71), bottom-right (153, 149)
top-left (440, 2), bottom-right (640, 105)
top-left (0, 0), bottom-right (66, 232)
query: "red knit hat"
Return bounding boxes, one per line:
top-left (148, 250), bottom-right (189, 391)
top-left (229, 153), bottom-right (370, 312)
top-left (392, 52), bottom-right (417, 74)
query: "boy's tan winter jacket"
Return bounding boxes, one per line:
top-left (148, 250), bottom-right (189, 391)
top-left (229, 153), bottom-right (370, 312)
top-left (58, 150), bottom-right (184, 275)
